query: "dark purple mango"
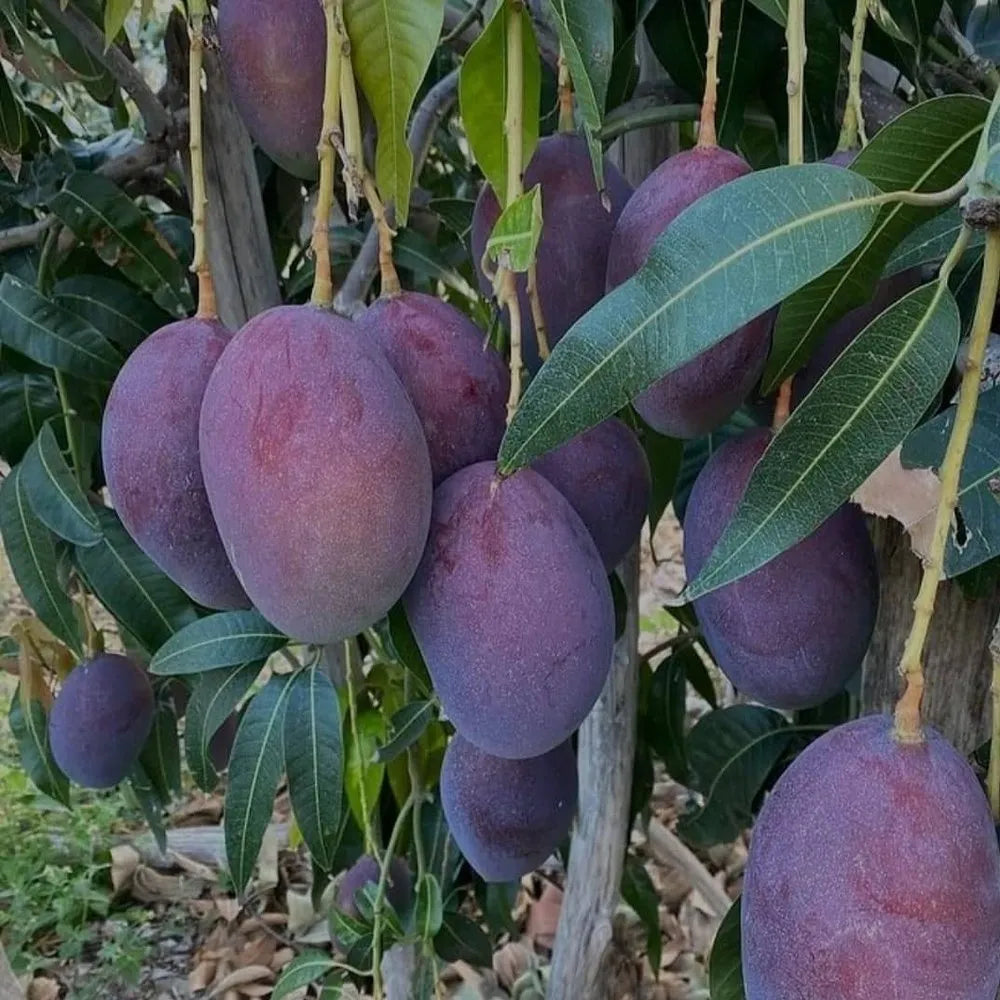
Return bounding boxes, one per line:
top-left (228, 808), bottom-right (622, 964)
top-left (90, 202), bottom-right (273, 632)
top-left (533, 417), bottom-right (651, 569)
top-left (606, 146), bottom-right (773, 438)
top-left (335, 855), bottom-right (413, 921)
top-left (470, 133), bottom-right (632, 371)
top-left (217, 0), bottom-right (324, 178)
top-left (683, 427), bottom-right (878, 709)
top-left (441, 734), bottom-right (577, 883)
top-left (357, 291), bottom-right (509, 483)
top-left (743, 715), bottom-right (1000, 1000)
top-left (49, 653), bottom-right (155, 789)
top-left (103, 317), bottom-right (249, 611)
top-left (404, 461), bottom-right (614, 760)
top-left (199, 305), bottom-right (432, 643)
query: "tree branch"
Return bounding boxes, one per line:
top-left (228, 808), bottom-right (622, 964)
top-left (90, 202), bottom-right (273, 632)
top-left (334, 69), bottom-right (459, 316)
top-left (34, 0), bottom-right (172, 139)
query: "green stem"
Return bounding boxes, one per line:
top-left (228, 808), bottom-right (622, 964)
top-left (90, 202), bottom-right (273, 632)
top-left (989, 623), bottom-right (1000, 818)
top-left (345, 638), bottom-right (378, 858)
top-left (786, 0), bottom-right (806, 166)
top-left (370, 792), bottom-right (416, 1000)
top-left (837, 0), bottom-right (868, 151)
top-left (404, 673), bottom-right (427, 883)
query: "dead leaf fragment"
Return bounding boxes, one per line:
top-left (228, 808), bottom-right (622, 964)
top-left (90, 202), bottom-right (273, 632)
top-left (207, 964), bottom-right (275, 997)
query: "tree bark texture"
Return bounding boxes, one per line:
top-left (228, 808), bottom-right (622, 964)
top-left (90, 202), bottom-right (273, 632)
top-left (862, 517), bottom-right (998, 753)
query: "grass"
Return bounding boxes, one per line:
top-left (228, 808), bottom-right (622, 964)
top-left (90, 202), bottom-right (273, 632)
top-left (0, 675), bottom-right (157, 994)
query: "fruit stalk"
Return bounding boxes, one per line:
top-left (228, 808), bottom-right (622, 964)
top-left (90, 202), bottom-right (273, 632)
top-left (557, 45), bottom-right (574, 133)
top-left (837, 0), bottom-right (868, 151)
top-left (785, 0), bottom-right (806, 167)
top-left (344, 639), bottom-right (379, 858)
top-left (187, 0), bottom-right (216, 319)
top-left (990, 617), bottom-right (1000, 818)
top-left (310, 0), bottom-right (345, 308)
top-left (502, 0), bottom-right (527, 422)
top-left (526, 263), bottom-right (550, 360)
top-left (696, 0), bottom-right (723, 149)
top-left (894, 226), bottom-right (999, 744)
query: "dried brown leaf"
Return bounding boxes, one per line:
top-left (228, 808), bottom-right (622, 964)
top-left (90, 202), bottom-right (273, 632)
top-left (109, 844), bottom-right (141, 893)
top-left (188, 959), bottom-right (217, 992)
top-left (26, 977), bottom-right (59, 1000)
top-left (208, 965), bottom-right (275, 997)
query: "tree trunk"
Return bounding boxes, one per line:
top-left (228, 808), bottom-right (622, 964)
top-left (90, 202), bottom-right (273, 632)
top-left (861, 517), bottom-right (999, 753)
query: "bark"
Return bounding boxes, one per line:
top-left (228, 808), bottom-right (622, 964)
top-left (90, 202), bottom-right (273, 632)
top-left (861, 517), bottom-right (998, 753)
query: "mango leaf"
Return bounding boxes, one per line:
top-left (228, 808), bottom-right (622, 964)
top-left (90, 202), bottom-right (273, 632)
top-left (184, 661), bottom-right (263, 791)
top-left (748, 0), bottom-right (785, 22)
top-left (128, 761), bottom-right (167, 853)
top-left (621, 856), bottom-right (661, 974)
top-left (386, 602), bottom-right (432, 693)
top-left (20, 420), bottom-right (101, 546)
top-left (484, 185), bottom-right (543, 274)
top-left (47, 172), bottom-right (191, 316)
top-left (74, 506), bottom-right (197, 653)
top-left (867, 0), bottom-right (943, 51)
top-left (800, 0), bottom-right (842, 162)
top-left (686, 282), bottom-right (960, 599)
top-left (272, 952), bottom-right (336, 1000)
top-left (709, 899), bottom-right (746, 1000)
top-left (345, 709), bottom-right (386, 831)
top-left (0, 61), bottom-right (27, 155)
top-left (901, 386), bottom-right (1000, 578)
top-left (343, 0), bottom-right (444, 225)
top-left (0, 465), bottom-right (81, 653)
top-left (52, 275), bottom-right (170, 352)
top-left (284, 666), bottom-right (343, 872)
top-left (458, 0), bottom-right (541, 206)
top-left (225, 674), bottom-right (293, 894)
top-left (644, 647), bottom-right (693, 783)
top-left (103, 0), bottom-right (133, 45)
top-left (375, 700), bottom-right (435, 763)
top-left (883, 206), bottom-right (984, 278)
top-left (763, 94), bottom-right (988, 394)
top-left (677, 706), bottom-right (801, 846)
top-left (0, 374), bottom-right (61, 466)
top-left (422, 798), bottom-right (462, 891)
top-left (8, 689), bottom-right (70, 805)
top-left (498, 163), bottom-right (884, 473)
top-left (414, 872), bottom-right (443, 941)
top-left (434, 910), bottom-right (492, 967)
top-left (139, 700), bottom-right (182, 801)
top-left (644, 427), bottom-right (683, 536)
top-left (0, 274), bottom-right (123, 382)
top-left (149, 610), bottom-right (286, 676)
top-left (394, 228), bottom-right (479, 301)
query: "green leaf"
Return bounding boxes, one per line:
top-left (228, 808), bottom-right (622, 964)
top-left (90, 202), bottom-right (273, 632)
top-left (645, 648), bottom-right (692, 783)
top-left (284, 666), bottom-right (343, 872)
top-left (458, 0), bottom-right (541, 205)
top-left (686, 282), bottom-right (960, 600)
top-left (149, 610), bottom-right (286, 676)
top-left (345, 709), bottom-right (386, 831)
top-left (763, 94), bottom-right (988, 394)
top-left (644, 427), bottom-right (683, 540)
top-left (139, 700), bottom-right (182, 801)
top-left (386, 602), bottom-right (431, 692)
top-left (422, 798), bottom-right (462, 891)
top-left (709, 899), bottom-right (746, 1000)
top-left (184, 661), bottom-right (263, 791)
top-left (0, 274), bottom-right (123, 382)
top-left (75, 506), bottom-right (197, 653)
top-left (103, 0), bottom-right (133, 45)
top-left (498, 163), bottom-right (884, 473)
top-left (272, 952), bottom-right (336, 1000)
top-left (21, 420), bottom-right (102, 546)
top-left (0, 374), bottom-right (61, 466)
top-left (52, 275), bottom-right (171, 353)
top-left (414, 872), bottom-right (443, 941)
top-left (621, 856), bottom-right (661, 974)
top-left (901, 385), bottom-right (1000, 578)
top-left (0, 60), bottom-right (27, 155)
top-left (433, 910), bottom-right (492, 967)
top-left (393, 228), bottom-right (479, 301)
top-left (8, 689), bottom-right (70, 805)
top-left (47, 172), bottom-right (191, 316)
top-left (375, 700), bottom-right (435, 764)
top-left (225, 674), bottom-right (293, 894)
top-left (484, 185), bottom-right (543, 273)
top-left (128, 761), bottom-right (167, 854)
top-left (677, 706), bottom-right (799, 846)
top-left (343, 0), bottom-right (444, 225)
top-left (747, 0), bottom-right (785, 23)
top-left (0, 465), bottom-right (81, 653)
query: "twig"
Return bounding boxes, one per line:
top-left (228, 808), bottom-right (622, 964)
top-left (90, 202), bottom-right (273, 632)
top-left (786, 0), bottom-right (806, 166)
top-left (838, 0), bottom-right (868, 150)
top-left (333, 69), bottom-right (459, 316)
top-left (696, 0), bottom-right (723, 149)
top-left (646, 818), bottom-right (730, 919)
top-left (35, 0), bottom-right (171, 138)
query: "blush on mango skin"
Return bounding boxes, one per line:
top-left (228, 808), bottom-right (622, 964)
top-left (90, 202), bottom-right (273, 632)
top-left (743, 715), bottom-right (1000, 1000)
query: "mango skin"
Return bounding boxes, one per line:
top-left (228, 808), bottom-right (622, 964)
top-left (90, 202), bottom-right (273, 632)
top-left (358, 291), bottom-right (509, 484)
top-left (403, 461), bottom-right (614, 760)
top-left (606, 146), bottom-right (773, 439)
top-left (533, 418), bottom-right (651, 570)
top-left (470, 133), bottom-right (633, 372)
top-left (49, 654), bottom-right (155, 789)
top-left (217, 0), bottom-right (324, 178)
top-left (102, 317), bottom-right (249, 611)
top-left (683, 427), bottom-right (878, 709)
top-left (335, 855), bottom-right (413, 921)
top-left (441, 734), bottom-right (577, 883)
top-left (743, 715), bottom-right (1000, 1000)
top-left (199, 305), bottom-right (432, 643)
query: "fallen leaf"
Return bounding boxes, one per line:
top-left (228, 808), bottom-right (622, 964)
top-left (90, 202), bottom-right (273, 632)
top-left (214, 896), bottom-right (242, 924)
top-left (492, 941), bottom-right (536, 990)
top-left (525, 883), bottom-right (562, 950)
top-left (188, 960), bottom-right (216, 992)
top-left (269, 947), bottom-right (295, 971)
top-left (208, 965), bottom-right (275, 997)
top-left (26, 977), bottom-right (59, 1000)
top-left (110, 844), bottom-right (141, 893)
top-left (132, 866), bottom-right (206, 903)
